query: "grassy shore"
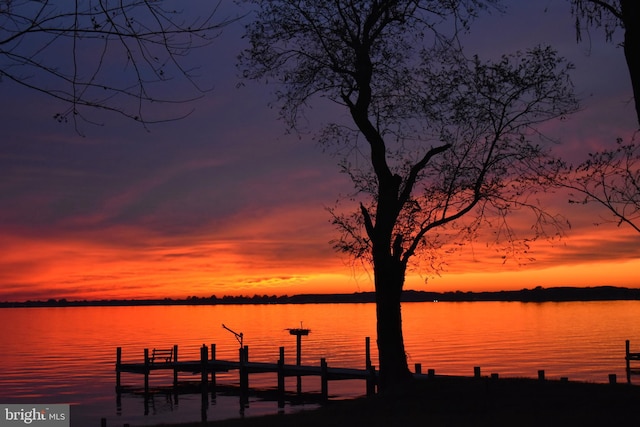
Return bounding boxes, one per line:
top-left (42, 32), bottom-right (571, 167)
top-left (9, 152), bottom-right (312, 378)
top-left (139, 375), bottom-right (640, 427)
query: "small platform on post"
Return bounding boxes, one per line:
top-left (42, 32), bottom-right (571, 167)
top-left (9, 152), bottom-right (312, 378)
top-left (286, 324), bottom-right (311, 394)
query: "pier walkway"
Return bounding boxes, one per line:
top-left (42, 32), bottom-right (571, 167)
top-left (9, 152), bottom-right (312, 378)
top-left (116, 338), bottom-right (384, 402)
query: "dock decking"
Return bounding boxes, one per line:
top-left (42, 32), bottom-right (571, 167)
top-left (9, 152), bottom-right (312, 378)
top-left (116, 338), bottom-right (381, 402)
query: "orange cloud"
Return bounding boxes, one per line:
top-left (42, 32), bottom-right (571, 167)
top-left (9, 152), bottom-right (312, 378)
top-left (2, 190), bottom-right (639, 302)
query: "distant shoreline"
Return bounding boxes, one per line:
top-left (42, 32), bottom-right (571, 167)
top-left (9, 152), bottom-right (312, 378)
top-left (2, 285), bottom-right (640, 308)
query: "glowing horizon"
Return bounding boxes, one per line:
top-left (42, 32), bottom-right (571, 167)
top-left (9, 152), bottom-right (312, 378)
top-left (2, 211), bottom-right (639, 302)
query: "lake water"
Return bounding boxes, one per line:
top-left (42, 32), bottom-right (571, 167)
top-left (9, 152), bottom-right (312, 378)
top-left (2, 301), bottom-right (640, 426)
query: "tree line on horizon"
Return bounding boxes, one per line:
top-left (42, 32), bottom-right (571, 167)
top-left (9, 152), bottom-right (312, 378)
top-left (3, 285), bottom-right (640, 308)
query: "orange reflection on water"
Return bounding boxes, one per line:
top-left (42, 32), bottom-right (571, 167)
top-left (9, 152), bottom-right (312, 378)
top-left (401, 300), bottom-right (640, 380)
top-left (3, 300), bottom-right (640, 415)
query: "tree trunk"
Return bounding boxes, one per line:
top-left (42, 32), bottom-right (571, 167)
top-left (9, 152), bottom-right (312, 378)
top-left (621, 0), bottom-right (640, 127)
top-left (374, 252), bottom-right (413, 393)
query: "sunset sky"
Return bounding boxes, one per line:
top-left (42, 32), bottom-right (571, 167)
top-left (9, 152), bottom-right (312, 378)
top-left (1, 1), bottom-right (639, 302)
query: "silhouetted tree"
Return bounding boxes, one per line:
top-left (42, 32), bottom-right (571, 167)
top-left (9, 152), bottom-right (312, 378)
top-left (240, 0), bottom-right (577, 392)
top-left (561, 2), bottom-right (640, 232)
top-left (570, 0), bottom-right (640, 126)
top-left (563, 136), bottom-right (640, 232)
top-left (0, 1), bottom-right (231, 131)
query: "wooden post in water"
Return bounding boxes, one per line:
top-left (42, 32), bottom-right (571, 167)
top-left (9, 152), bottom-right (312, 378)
top-left (538, 370), bottom-right (545, 381)
top-left (365, 337), bottom-right (371, 369)
top-left (200, 344), bottom-right (209, 423)
top-left (210, 344), bottom-right (216, 388)
top-left (320, 358), bottom-right (328, 401)
top-left (116, 347), bottom-right (122, 391)
top-left (173, 344), bottom-right (179, 387)
top-left (415, 363), bottom-right (422, 375)
top-left (609, 374), bottom-right (617, 384)
top-left (143, 348), bottom-right (150, 394)
top-left (277, 347), bottom-right (285, 408)
top-left (626, 340), bottom-right (631, 383)
top-left (296, 335), bottom-right (302, 394)
top-left (365, 337), bottom-right (376, 396)
top-left (366, 364), bottom-right (376, 397)
top-left (239, 346), bottom-right (249, 408)
top-left (240, 346), bottom-right (249, 394)
top-left (200, 344), bottom-right (208, 392)
top-left (295, 335), bottom-right (302, 366)
top-left (474, 366), bottom-right (481, 378)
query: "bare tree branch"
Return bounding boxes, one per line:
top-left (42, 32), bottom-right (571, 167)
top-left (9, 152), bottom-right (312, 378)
top-left (560, 135), bottom-right (640, 233)
top-left (0, 0), bottom-right (236, 132)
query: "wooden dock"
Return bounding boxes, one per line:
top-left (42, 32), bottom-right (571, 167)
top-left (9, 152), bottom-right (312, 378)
top-left (116, 338), bottom-right (639, 402)
top-left (626, 339), bottom-right (640, 383)
top-left (107, 338), bottom-right (640, 427)
top-left (116, 337), bottom-right (380, 403)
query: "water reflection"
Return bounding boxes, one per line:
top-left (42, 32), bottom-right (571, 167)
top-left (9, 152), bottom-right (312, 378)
top-left (2, 301), bottom-right (640, 426)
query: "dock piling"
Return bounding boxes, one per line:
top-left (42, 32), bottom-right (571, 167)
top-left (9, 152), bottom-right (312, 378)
top-left (143, 348), bottom-right (150, 394)
top-left (320, 358), bottom-right (328, 401)
top-left (627, 340), bottom-right (631, 383)
top-left (365, 337), bottom-right (371, 369)
top-left (365, 337), bottom-right (376, 395)
top-left (624, 339), bottom-right (640, 383)
top-left (173, 344), bottom-right (178, 387)
top-left (366, 364), bottom-right (376, 396)
top-left (239, 346), bottom-right (249, 394)
top-left (200, 345), bottom-right (208, 392)
top-left (116, 347), bottom-right (122, 391)
top-left (277, 347), bottom-right (285, 408)
top-left (210, 344), bottom-right (216, 388)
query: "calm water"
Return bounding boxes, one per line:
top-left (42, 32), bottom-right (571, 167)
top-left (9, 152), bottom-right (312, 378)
top-left (1, 301), bottom-right (640, 426)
